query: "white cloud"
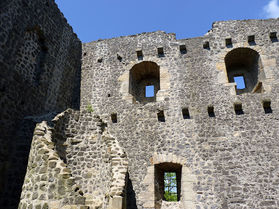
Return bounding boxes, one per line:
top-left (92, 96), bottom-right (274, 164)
top-left (264, 0), bottom-right (279, 18)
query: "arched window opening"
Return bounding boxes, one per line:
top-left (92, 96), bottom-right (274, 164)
top-left (225, 48), bottom-right (265, 95)
top-left (154, 163), bottom-right (182, 209)
top-left (129, 61), bottom-right (160, 104)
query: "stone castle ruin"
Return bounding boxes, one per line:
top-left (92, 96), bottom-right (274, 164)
top-left (1, 0), bottom-right (279, 208)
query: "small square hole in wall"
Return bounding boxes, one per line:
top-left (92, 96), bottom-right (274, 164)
top-left (157, 110), bottom-right (165, 122)
top-left (136, 50), bottom-right (143, 60)
top-left (263, 100), bottom-right (272, 114)
top-left (248, 35), bottom-right (255, 44)
top-left (208, 106), bottom-right (215, 117)
top-left (234, 103), bottom-right (244, 115)
top-left (182, 108), bottom-right (190, 119)
top-left (234, 76), bottom-right (246, 89)
top-left (145, 85), bottom-right (155, 97)
top-left (107, 93), bottom-right (111, 97)
top-left (203, 41), bottom-right (210, 49)
top-left (225, 38), bottom-right (232, 47)
top-left (117, 54), bottom-right (122, 62)
top-left (111, 113), bottom-right (117, 123)
top-left (270, 32), bottom-right (278, 42)
top-left (179, 45), bottom-right (187, 54)
top-left (158, 47), bottom-right (164, 57)
top-left (97, 58), bottom-right (103, 63)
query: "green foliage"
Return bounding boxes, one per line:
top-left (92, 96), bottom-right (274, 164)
top-left (87, 104), bottom-right (94, 113)
top-left (164, 191), bottom-right (178, 201)
top-left (164, 172), bottom-right (178, 202)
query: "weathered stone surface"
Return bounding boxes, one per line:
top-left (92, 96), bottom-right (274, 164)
top-left (1, 0), bottom-right (279, 209)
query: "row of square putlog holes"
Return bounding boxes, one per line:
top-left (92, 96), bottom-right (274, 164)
top-left (94, 32), bottom-right (278, 63)
top-left (110, 101), bottom-right (272, 123)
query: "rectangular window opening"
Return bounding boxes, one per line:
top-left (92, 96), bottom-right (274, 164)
top-left (203, 41), bottom-right (210, 49)
top-left (111, 113), bottom-right (117, 123)
top-left (182, 108), bottom-right (190, 119)
top-left (234, 76), bottom-right (246, 89)
top-left (208, 106), bottom-right (215, 117)
top-left (117, 54), bottom-right (122, 62)
top-left (164, 172), bottom-right (178, 202)
top-left (248, 35), bottom-right (255, 44)
top-left (145, 85), bottom-right (155, 97)
top-left (225, 38), bottom-right (232, 47)
top-left (136, 50), bottom-right (143, 60)
top-left (234, 103), bottom-right (244, 115)
top-left (155, 163), bottom-right (181, 206)
top-left (270, 32), bottom-right (278, 42)
top-left (263, 100), bottom-right (272, 114)
top-left (157, 110), bottom-right (165, 122)
top-left (158, 47), bottom-right (164, 57)
top-left (179, 45), bottom-right (187, 54)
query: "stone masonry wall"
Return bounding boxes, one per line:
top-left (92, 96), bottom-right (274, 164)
top-left (19, 109), bottom-right (129, 209)
top-left (0, 0), bottom-right (81, 208)
top-left (80, 19), bottom-right (279, 208)
top-left (19, 115), bottom-right (86, 209)
top-left (2, 1), bottom-right (279, 208)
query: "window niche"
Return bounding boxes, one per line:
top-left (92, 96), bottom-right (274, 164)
top-left (208, 106), bottom-right (215, 117)
top-left (111, 113), bottom-right (117, 123)
top-left (270, 32), bottom-right (278, 42)
top-left (179, 45), bottom-right (187, 54)
top-left (234, 103), bottom-right (244, 115)
top-left (182, 108), bottom-right (190, 119)
top-left (263, 100), bottom-right (272, 114)
top-left (225, 48), bottom-right (265, 95)
top-left (157, 110), bottom-right (165, 122)
top-left (15, 26), bottom-right (48, 85)
top-left (136, 50), bottom-right (143, 60)
top-left (129, 61), bottom-right (160, 104)
top-left (154, 163), bottom-right (182, 209)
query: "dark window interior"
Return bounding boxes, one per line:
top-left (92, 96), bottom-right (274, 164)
top-left (208, 106), bottom-right (215, 117)
top-left (111, 113), bottom-right (117, 123)
top-left (158, 47), bottom-right (164, 57)
top-left (225, 38), bottom-right (232, 47)
top-left (136, 50), bottom-right (143, 60)
top-left (270, 32), bottom-right (278, 42)
top-left (263, 100), bottom-right (272, 114)
top-left (234, 103), bottom-right (244, 115)
top-left (179, 45), bottom-right (187, 54)
top-left (182, 108), bottom-right (190, 119)
top-left (225, 47), bottom-right (264, 95)
top-left (203, 41), bottom-right (210, 49)
top-left (129, 61), bottom-right (160, 104)
top-left (157, 110), bottom-right (165, 122)
top-left (248, 35), bottom-right (255, 44)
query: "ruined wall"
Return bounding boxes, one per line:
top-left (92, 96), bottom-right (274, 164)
top-left (19, 109), bottom-right (128, 209)
top-left (80, 19), bottom-right (279, 208)
top-left (0, 0), bottom-right (81, 208)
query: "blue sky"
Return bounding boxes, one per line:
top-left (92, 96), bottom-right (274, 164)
top-left (55, 0), bottom-right (279, 43)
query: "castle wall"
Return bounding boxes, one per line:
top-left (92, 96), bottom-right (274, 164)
top-left (2, 0), bottom-right (279, 208)
top-left (0, 0), bottom-right (81, 208)
top-left (79, 19), bottom-right (279, 208)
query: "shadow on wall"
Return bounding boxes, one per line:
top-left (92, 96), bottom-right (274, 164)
top-left (0, 119), bottom-right (39, 208)
top-left (124, 173), bottom-right (138, 209)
